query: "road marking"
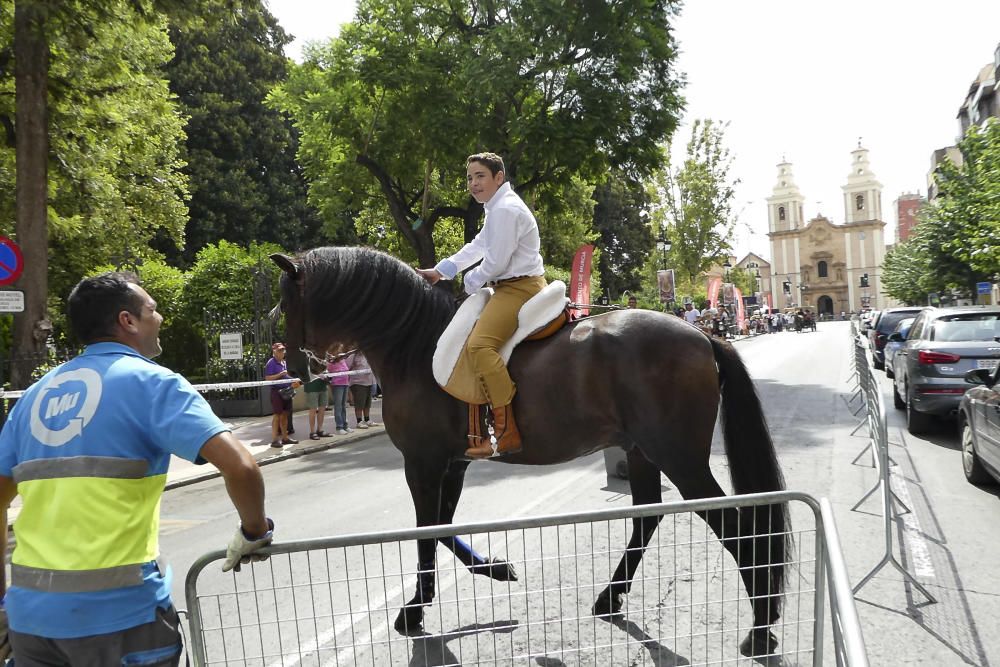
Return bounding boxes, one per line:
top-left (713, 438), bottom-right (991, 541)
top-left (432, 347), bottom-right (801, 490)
top-left (889, 466), bottom-right (936, 578)
top-left (264, 461), bottom-right (605, 667)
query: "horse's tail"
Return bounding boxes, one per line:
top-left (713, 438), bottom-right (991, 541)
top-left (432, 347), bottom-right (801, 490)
top-left (709, 336), bottom-right (789, 615)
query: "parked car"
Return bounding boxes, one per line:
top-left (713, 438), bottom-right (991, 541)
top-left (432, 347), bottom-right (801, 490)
top-left (869, 307), bottom-right (924, 370)
top-left (891, 306), bottom-right (1000, 434)
top-left (883, 317), bottom-right (915, 379)
top-left (957, 363), bottom-right (1000, 485)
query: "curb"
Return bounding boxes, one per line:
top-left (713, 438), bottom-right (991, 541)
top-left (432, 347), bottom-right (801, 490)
top-left (163, 427), bottom-right (387, 491)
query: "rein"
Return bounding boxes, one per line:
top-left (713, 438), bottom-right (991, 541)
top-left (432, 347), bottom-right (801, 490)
top-left (289, 265), bottom-right (361, 379)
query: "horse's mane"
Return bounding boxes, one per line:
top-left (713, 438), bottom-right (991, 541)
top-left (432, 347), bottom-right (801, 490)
top-left (299, 246), bottom-right (456, 370)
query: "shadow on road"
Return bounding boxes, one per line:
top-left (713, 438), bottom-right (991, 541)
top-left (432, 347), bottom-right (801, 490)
top-left (408, 620), bottom-right (517, 667)
top-left (603, 616), bottom-right (691, 666)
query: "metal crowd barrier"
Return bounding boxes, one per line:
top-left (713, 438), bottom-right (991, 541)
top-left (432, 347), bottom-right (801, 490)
top-left (185, 491), bottom-right (867, 666)
top-left (846, 325), bottom-right (935, 604)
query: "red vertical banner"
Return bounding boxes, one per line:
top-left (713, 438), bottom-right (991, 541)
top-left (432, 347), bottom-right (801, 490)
top-left (569, 244), bottom-right (594, 318)
top-left (707, 276), bottom-right (722, 309)
top-left (734, 287), bottom-right (745, 329)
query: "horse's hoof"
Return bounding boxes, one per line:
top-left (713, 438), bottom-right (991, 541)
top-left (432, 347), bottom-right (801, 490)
top-left (393, 604), bottom-right (425, 636)
top-left (739, 628), bottom-right (778, 658)
top-left (591, 589), bottom-right (623, 617)
top-left (488, 558), bottom-right (518, 582)
top-left (467, 558), bottom-right (518, 582)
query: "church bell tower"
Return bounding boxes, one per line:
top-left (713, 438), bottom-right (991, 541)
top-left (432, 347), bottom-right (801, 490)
top-left (766, 159), bottom-right (805, 233)
top-left (841, 141), bottom-right (883, 223)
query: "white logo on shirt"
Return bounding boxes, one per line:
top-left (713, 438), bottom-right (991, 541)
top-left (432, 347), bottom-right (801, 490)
top-left (29, 368), bottom-right (103, 447)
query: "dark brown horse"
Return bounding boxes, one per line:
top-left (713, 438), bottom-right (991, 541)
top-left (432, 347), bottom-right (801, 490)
top-left (272, 247), bottom-right (789, 657)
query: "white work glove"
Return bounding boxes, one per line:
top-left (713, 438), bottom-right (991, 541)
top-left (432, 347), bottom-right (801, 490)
top-left (0, 604), bottom-right (10, 661)
top-left (222, 518), bottom-right (274, 572)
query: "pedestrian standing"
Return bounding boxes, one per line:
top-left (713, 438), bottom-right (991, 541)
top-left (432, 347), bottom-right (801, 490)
top-left (346, 351), bottom-right (378, 429)
top-left (0, 272), bottom-right (272, 666)
top-left (304, 375), bottom-right (331, 440)
top-left (327, 355), bottom-right (352, 435)
top-left (264, 343), bottom-right (299, 448)
top-left (683, 302), bottom-right (701, 325)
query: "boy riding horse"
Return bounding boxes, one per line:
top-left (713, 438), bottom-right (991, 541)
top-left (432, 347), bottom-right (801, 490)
top-left (417, 153), bottom-right (546, 459)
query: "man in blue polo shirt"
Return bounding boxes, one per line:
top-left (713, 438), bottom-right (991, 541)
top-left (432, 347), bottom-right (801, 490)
top-left (0, 272), bottom-right (274, 666)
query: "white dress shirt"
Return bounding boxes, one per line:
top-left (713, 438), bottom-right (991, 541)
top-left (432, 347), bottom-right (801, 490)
top-left (434, 182), bottom-right (544, 295)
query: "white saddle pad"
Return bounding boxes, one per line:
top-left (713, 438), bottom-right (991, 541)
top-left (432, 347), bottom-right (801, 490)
top-left (432, 280), bottom-right (569, 388)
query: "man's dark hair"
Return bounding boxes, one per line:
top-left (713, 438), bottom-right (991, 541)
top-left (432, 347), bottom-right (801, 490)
top-left (466, 152), bottom-right (505, 177)
top-left (67, 272), bottom-right (142, 344)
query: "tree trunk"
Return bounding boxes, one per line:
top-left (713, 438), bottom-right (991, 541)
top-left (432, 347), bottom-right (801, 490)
top-left (11, 1), bottom-right (50, 388)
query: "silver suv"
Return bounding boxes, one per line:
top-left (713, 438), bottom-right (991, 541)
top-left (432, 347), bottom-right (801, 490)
top-left (891, 306), bottom-right (1000, 434)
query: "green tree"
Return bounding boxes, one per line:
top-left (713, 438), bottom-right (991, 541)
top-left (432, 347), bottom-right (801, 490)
top-left (160, 0), bottom-right (321, 265)
top-left (270, 0), bottom-right (685, 268)
top-left (926, 121), bottom-right (1000, 282)
top-left (881, 239), bottom-right (936, 305)
top-left (728, 266), bottom-right (759, 298)
top-left (181, 240), bottom-right (286, 355)
top-left (592, 176), bottom-right (652, 300)
top-left (648, 119), bottom-right (738, 284)
top-left (887, 121), bottom-right (1000, 304)
top-left (1, 1), bottom-right (190, 385)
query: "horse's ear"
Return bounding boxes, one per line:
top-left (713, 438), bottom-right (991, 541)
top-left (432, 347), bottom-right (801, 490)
top-left (270, 253), bottom-right (299, 279)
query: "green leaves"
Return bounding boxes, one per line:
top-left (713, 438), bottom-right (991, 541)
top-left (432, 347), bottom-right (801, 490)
top-left (883, 121), bottom-right (1000, 303)
top-left (163, 0), bottom-right (320, 265)
top-left (271, 0), bottom-right (685, 267)
top-left (648, 119), bottom-right (738, 285)
top-left (0, 0), bottom-right (189, 300)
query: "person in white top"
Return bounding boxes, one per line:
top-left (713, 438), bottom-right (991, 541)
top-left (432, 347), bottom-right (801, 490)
top-left (417, 153), bottom-right (546, 459)
top-left (683, 302), bottom-right (701, 324)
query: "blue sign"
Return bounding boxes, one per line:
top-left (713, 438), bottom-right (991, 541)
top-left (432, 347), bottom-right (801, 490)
top-left (0, 236), bottom-right (24, 287)
top-left (977, 282), bottom-right (992, 295)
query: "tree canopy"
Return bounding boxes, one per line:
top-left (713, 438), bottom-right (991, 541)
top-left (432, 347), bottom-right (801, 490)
top-left (270, 0), bottom-right (685, 267)
top-left (591, 176), bottom-right (652, 300)
top-left (160, 0), bottom-right (321, 265)
top-left (882, 121), bottom-right (1000, 304)
top-left (648, 119), bottom-right (738, 284)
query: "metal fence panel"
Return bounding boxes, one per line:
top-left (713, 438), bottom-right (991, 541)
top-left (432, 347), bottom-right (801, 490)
top-left (186, 491), bottom-right (865, 666)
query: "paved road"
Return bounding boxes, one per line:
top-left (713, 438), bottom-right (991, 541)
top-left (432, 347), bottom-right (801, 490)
top-left (161, 321), bottom-right (1000, 665)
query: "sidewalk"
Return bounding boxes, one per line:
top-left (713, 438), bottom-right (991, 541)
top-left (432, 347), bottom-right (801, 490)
top-left (164, 398), bottom-right (386, 489)
top-left (5, 399), bottom-right (386, 524)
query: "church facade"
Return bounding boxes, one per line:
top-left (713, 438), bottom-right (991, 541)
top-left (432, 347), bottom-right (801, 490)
top-left (766, 145), bottom-right (890, 315)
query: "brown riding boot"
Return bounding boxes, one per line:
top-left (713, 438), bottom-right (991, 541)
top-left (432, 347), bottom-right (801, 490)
top-left (468, 403), bottom-right (486, 449)
top-left (465, 403), bottom-right (522, 459)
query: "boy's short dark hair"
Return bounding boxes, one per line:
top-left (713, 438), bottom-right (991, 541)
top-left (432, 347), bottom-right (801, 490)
top-left (67, 272), bottom-right (142, 344)
top-left (466, 152), bottom-right (505, 177)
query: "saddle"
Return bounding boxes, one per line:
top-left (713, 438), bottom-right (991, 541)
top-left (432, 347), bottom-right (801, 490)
top-left (432, 280), bottom-right (569, 405)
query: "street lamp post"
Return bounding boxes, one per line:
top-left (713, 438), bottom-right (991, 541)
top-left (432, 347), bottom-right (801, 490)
top-left (655, 233), bottom-right (673, 311)
top-left (721, 259), bottom-right (733, 312)
top-left (655, 234), bottom-right (671, 271)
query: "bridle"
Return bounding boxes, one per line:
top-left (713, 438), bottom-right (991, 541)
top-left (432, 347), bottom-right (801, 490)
top-left (282, 266), bottom-right (358, 380)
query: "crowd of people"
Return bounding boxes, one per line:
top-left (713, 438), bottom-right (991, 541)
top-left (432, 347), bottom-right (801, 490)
top-left (265, 346), bottom-right (381, 448)
top-left (623, 293), bottom-right (826, 339)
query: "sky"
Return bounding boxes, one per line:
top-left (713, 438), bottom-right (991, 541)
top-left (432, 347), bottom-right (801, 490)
top-left (266, 0), bottom-right (1000, 261)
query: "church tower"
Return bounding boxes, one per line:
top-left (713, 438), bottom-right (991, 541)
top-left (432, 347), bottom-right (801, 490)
top-left (766, 160), bottom-right (806, 308)
top-left (765, 160), bottom-right (805, 233)
top-left (841, 142), bottom-right (883, 223)
top-left (840, 141), bottom-right (887, 310)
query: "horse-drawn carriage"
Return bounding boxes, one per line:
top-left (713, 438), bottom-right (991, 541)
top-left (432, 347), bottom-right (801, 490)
top-left (794, 311), bottom-right (817, 333)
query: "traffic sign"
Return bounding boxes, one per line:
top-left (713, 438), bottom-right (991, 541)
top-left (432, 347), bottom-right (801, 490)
top-left (976, 281), bottom-right (991, 295)
top-left (0, 290), bottom-right (24, 313)
top-left (0, 237), bottom-right (24, 287)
